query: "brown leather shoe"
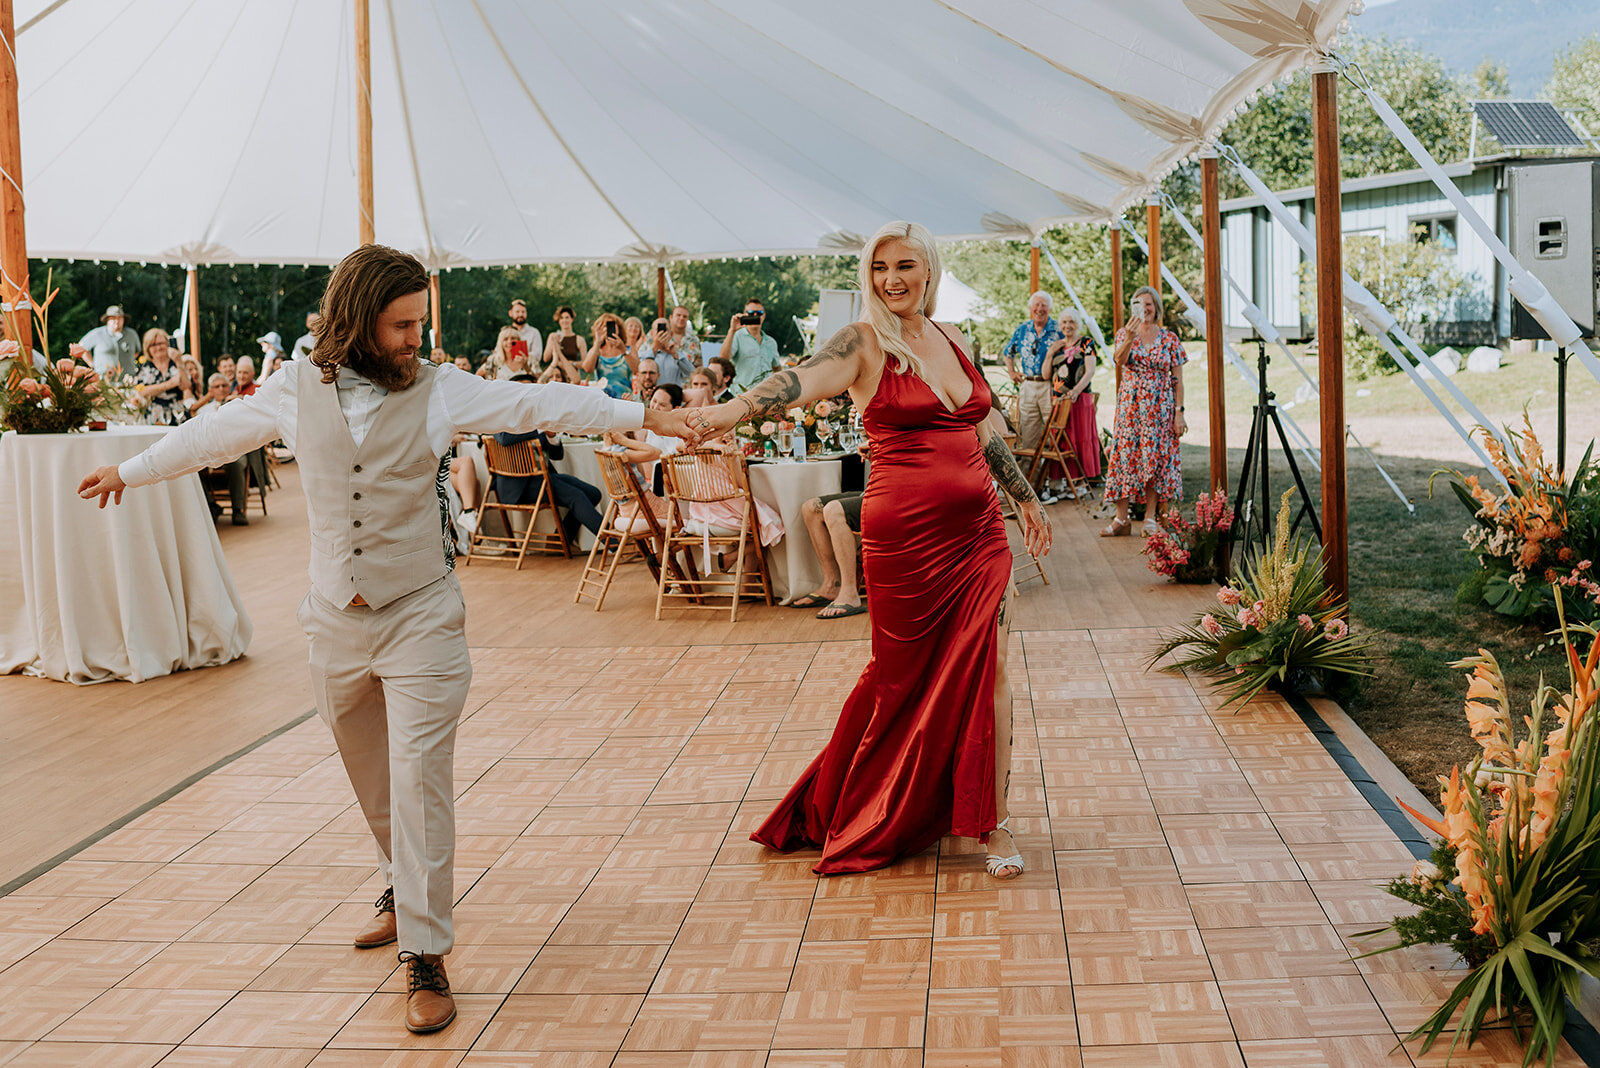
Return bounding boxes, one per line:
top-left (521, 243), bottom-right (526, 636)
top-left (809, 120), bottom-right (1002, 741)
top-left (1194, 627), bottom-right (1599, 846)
top-left (353, 887), bottom-right (396, 949)
top-left (401, 952), bottom-right (455, 1034)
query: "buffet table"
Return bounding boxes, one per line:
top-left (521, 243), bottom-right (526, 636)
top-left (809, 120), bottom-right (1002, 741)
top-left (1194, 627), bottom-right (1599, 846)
top-left (0, 427), bottom-right (253, 683)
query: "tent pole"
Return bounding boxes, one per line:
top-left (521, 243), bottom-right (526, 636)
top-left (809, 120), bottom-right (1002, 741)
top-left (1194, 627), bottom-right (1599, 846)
top-left (0, 0), bottom-right (29, 351)
top-left (656, 266), bottom-right (665, 320)
top-left (187, 267), bottom-right (201, 366)
top-left (1146, 197), bottom-right (1161, 293)
top-left (1109, 222), bottom-right (1124, 334)
top-left (429, 270), bottom-right (441, 351)
top-left (1312, 63), bottom-right (1348, 606)
top-left (1028, 243), bottom-right (1039, 295)
top-left (355, 0), bottom-right (374, 246)
top-left (1201, 151), bottom-right (1226, 494)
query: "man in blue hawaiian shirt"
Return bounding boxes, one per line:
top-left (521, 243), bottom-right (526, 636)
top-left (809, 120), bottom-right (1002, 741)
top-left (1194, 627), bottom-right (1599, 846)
top-left (1002, 291), bottom-right (1063, 458)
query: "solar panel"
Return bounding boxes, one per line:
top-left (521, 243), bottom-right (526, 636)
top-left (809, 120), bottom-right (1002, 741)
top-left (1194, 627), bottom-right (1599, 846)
top-left (1472, 101), bottom-right (1585, 149)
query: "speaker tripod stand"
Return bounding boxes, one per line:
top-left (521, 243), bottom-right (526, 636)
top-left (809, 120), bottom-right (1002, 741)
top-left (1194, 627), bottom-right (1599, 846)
top-left (1232, 340), bottom-right (1320, 565)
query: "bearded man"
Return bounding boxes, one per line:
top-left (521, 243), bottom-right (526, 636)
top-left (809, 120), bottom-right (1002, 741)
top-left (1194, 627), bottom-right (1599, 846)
top-left (78, 244), bottom-right (700, 1034)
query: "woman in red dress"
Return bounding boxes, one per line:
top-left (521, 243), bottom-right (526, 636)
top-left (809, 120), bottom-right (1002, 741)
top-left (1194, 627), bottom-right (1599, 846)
top-left (692, 222), bottom-right (1051, 878)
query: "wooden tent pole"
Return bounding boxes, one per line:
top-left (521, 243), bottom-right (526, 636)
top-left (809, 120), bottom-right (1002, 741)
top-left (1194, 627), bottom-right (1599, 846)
top-left (1109, 222), bottom-right (1124, 334)
top-left (187, 267), bottom-right (201, 366)
top-left (355, 0), bottom-right (374, 245)
top-left (656, 266), bottom-right (666, 320)
top-left (0, 0), bottom-right (29, 351)
top-left (429, 271), bottom-right (441, 351)
top-left (1145, 198), bottom-right (1161, 293)
top-left (1028, 243), bottom-right (1040, 295)
top-left (1201, 152), bottom-right (1226, 493)
top-left (1312, 63), bottom-right (1348, 605)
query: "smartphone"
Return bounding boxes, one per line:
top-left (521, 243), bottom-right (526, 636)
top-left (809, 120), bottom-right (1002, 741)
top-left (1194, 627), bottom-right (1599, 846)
top-left (507, 339), bottom-right (529, 360)
top-left (605, 321), bottom-right (620, 340)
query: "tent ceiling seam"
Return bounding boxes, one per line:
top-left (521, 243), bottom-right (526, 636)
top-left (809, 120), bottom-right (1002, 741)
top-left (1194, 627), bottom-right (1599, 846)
top-left (386, 0), bottom-right (436, 261)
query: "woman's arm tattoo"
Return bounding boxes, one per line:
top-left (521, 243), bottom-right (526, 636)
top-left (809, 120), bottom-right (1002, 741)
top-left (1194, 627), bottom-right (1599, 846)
top-left (737, 323), bottom-right (865, 422)
top-left (983, 434), bottom-right (1038, 503)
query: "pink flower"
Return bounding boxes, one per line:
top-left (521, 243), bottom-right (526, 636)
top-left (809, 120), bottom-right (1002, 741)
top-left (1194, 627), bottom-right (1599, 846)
top-left (759, 421), bottom-right (777, 435)
top-left (1238, 608), bottom-right (1259, 628)
top-left (1201, 614), bottom-right (1225, 638)
top-left (55, 358), bottom-right (74, 376)
top-left (1217, 587), bottom-right (1241, 606)
top-left (1324, 617), bottom-right (1348, 640)
top-left (814, 400), bottom-right (834, 418)
top-left (0, 339), bottom-right (17, 358)
top-left (1252, 600), bottom-right (1266, 617)
top-left (18, 377), bottom-right (38, 394)
top-left (83, 382), bottom-right (100, 396)
top-left (1298, 614), bottom-right (1315, 632)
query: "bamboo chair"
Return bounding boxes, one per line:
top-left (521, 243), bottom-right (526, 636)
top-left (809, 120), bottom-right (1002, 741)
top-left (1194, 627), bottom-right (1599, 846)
top-left (1017, 397), bottom-right (1086, 505)
top-left (575, 449), bottom-right (673, 610)
top-left (206, 447), bottom-right (270, 516)
top-left (655, 449), bottom-right (773, 621)
top-left (467, 436), bottom-right (571, 569)
top-left (999, 490), bottom-right (1049, 588)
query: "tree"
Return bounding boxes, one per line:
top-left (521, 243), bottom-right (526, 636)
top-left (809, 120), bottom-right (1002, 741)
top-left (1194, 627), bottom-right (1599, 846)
top-left (1547, 33), bottom-right (1600, 141)
top-left (1472, 58), bottom-right (1511, 100)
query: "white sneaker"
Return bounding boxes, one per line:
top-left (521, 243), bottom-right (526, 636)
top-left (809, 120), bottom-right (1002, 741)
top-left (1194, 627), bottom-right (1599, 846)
top-left (1038, 490), bottom-right (1060, 505)
top-left (458, 509), bottom-right (479, 533)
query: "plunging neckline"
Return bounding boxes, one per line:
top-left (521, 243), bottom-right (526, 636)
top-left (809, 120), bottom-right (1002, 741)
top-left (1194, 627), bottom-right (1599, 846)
top-left (913, 326), bottom-right (978, 415)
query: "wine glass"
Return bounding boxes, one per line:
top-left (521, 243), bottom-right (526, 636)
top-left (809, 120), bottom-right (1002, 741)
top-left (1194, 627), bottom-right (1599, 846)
top-left (775, 428), bottom-right (793, 460)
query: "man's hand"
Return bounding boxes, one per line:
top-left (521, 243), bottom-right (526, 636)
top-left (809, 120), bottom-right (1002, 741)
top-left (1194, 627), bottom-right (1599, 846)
top-left (644, 405), bottom-right (702, 445)
top-left (78, 465), bottom-right (127, 508)
top-left (1006, 365), bottom-right (1022, 383)
top-left (1017, 498), bottom-right (1052, 558)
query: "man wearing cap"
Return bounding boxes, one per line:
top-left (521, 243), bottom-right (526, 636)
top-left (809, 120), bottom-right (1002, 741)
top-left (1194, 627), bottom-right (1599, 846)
top-left (77, 306), bottom-right (142, 377)
top-left (507, 300), bottom-right (541, 365)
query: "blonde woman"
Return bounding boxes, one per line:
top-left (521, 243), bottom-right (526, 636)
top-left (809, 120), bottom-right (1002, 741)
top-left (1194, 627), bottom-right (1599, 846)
top-left (482, 326), bottom-right (532, 380)
top-left (1101, 286), bottom-right (1186, 537)
top-left (132, 329), bottom-right (186, 425)
top-left (622, 316), bottom-right (646, 364)
top-left (694, 221), bottom-right (1049, 879)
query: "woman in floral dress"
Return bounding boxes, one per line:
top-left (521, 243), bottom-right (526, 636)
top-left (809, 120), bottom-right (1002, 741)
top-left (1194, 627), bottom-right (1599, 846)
top-left (132, 329), bottom-right (187, 426)
top-left (1101, 286), bottom-right (1187, 537)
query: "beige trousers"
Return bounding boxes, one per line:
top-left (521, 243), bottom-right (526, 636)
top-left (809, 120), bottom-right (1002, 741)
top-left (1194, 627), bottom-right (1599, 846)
top-left (1016, 380), bottom-right (1054, 454)
top-left (297, 573), bottom-right (473, 957)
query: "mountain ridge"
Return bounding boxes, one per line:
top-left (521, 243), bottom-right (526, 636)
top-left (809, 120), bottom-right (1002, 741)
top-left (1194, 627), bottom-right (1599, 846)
top-left (1356, 0), bottom-right (1600, 96)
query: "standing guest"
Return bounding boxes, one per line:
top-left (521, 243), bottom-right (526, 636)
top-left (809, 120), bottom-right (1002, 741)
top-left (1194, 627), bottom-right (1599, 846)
top-left (640, 317), bottom-right (690, 387)
top-left (258, 331), bottom-right (287, 372)
top-left (508, 299), bottom-right (542, 361)
top-left (791, 491), bottom-right (865, 619)
top-left (585, 313), bottom-right (635, 397)
top-left (234, 356), bottom-right (259, 397)
top-left (1002, 291), bottom-right (1062, 456)
top-left (543, 305), bottom-right (585, 373)
top-left (78, 305), bottom-right (142, 377)
top-left (719, 297), bottom-right (779, 391)
top-left (78, 243), bottom-right (697, 1036)
top-left (292, 312), bottom-right (318, 361)
top-left (692, 221), bottom-right (1049, 878)
top-left (217, 354), bottom-right (238, 394)
top-left (1101, 286), bottom-right (1186, 537)
top-left (264, 354), bottom-right (287, 380)
top-left (622, 316), bottom-right (646, 364)
top-left (133, 329), bottom-right (187, 426)
top-left (708, 357), bottom-right (738, 403)
top-left (655, 306), bottom-right (700, 386)
top-left (1047, 310), bottom-right (1102, 494)
top-left (452, 354), bottom-right (473, 374)
top-left (481, 326), bottom-right (532, 381)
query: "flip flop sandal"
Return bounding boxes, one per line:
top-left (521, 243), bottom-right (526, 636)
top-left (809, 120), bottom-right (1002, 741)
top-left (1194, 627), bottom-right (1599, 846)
top-left (789, 594), bottom-right (833, 609)
top-left (818, 603), bottom-right (867, 619)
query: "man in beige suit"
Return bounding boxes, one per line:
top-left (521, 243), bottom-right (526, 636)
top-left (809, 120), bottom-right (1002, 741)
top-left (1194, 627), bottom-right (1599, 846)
top-left (79, 245), bottom-right (701, 1034)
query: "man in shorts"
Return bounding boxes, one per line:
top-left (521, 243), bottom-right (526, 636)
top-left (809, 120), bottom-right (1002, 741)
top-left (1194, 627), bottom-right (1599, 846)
top-left (789, 491), bottom-right (864, 619)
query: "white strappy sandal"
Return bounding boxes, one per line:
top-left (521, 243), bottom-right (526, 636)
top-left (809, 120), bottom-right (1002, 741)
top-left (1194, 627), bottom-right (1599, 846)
top-left (985, 817), bottom-right (1025, 879)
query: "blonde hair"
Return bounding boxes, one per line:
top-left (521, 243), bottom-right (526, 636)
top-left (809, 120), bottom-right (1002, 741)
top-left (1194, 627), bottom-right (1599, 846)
top-left (858, 221), bottom-right (940, 377)
top-left (1131, 285), bottom-right (1163, 325)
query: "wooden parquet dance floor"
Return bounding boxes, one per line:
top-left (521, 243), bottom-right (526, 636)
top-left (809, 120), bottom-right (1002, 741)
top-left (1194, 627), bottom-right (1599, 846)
top-left (0, 466), bottom-right (1583, 1065)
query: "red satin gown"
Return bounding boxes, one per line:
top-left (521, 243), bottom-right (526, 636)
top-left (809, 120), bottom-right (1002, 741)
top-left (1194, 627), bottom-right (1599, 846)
top-left (752, 326), bottom-right (1013, 874)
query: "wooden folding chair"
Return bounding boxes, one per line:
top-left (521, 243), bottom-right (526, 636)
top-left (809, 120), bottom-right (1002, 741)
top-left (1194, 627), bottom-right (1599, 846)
top-left (655, 450), bottom-right (773, 622)
top-left (206, 447), bottom-right (270, 516)
top-left (999, 490), bottom-right (1049, 588)
top-left (1017, 397), bottom-right (1086, 504)
top-left (575, 450), bottom-right (674, 610)
top-left (467, 436), bottom-right (571, 569)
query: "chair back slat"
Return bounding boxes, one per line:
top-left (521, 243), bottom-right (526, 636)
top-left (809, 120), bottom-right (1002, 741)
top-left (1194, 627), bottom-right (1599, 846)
top-left (596, 450), bottom-right (640, 502)
top-left (483, 436), bottom-right (547, 478)
top-left (1048, 397), bottom-right (1073, 430)
top-left (661, 450), bottom-right (743, 504)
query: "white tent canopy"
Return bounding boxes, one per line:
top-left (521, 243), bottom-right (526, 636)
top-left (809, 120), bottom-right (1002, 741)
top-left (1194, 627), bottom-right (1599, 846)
top-left (14, 0), bottom-right (1356, 268)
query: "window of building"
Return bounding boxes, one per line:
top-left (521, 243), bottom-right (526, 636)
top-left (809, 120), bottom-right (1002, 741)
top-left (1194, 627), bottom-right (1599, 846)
top-left (1409, 213), bottom-right (1458, 252)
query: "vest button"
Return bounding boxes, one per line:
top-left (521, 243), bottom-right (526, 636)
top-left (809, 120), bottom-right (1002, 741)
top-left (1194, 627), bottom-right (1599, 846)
top-left (353, 464), bottom-right (363, 473)
top-left (353, 492), bottom-right (361, 500)
top-left (353, 548), bottom-right (363, 556)
top-left (353, 520), bottom-right (362, 528)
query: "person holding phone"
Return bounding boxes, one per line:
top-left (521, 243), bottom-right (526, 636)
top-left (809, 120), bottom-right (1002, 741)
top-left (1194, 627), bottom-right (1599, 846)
top-left (639, 315), bottom-right (691, 387)
top-left (483, 326), bottom-right (532, 380)
top-left (584, 312), bottom-right (635, 398)
top-left (718, 297), bottom-right (779, 392)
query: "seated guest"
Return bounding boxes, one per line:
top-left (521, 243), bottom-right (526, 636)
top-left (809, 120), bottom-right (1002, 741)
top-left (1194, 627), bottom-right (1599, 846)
top-left (234, 355), bottom-right (259, 396)
top-left (1047, 309), bottom-right (1102, 496)
top-left (679, 435), bottom-right (784, 553)
top-left (482, 326), bottom-right (533, 380)
top-left (179, 357), bottom-right (204, 414)
top-left (451, 354), bottom-right (473, 374)
top-left (492, 374), bottom-right (605, 544)
top-left (708, 356), bottom-right (738, 402)
top-left (450, 431), bottom-right (486, 548)
top-left (132, 329), bottom-right (186, 426)
top-left (792, 492), bottom-right (865, 619)
top-left (192, 373), bottom-right (250, 525)
top-left (216, 354), bottom-right (237, 393)
top-left (628, 357), bottom-right (661, 403)
top-left (684, 368), bottom-right (718, 408)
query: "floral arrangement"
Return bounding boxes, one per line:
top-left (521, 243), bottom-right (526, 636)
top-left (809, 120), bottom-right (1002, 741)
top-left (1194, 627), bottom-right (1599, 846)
top-left (736, 395), bottom-right (853, 457)
top-left (1144, 490), bottom-right (1235, 583)
top-left (1362, 596), bottom-right (1600, 1066)
top-left (1149, 490), bottom-right (1373, 706)
top-left (1, 274), bottom-right (128, 434)
top-left (1438, 420), bottom-right (1600, 623)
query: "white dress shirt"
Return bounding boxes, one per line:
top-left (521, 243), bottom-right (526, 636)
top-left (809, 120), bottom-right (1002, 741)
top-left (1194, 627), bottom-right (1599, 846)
top-left (120, 359), bottom-right (645, 487)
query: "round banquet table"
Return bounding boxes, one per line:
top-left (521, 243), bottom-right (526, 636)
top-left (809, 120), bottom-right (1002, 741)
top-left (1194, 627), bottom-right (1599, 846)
top-left (745, 457), bottom-right (842, 603)
top-left (0, 426), bottom-right (253, 684)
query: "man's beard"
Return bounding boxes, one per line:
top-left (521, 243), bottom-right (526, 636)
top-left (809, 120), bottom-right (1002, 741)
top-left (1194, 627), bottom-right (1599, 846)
top-left (347, 346), bottom-right (420, 392)
top-left (511, 315), bottom-right (526, 326)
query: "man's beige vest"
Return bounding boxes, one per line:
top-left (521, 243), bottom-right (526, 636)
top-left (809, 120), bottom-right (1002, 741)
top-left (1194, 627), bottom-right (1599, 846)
top-left (298, 361), bottom-right (447, 610)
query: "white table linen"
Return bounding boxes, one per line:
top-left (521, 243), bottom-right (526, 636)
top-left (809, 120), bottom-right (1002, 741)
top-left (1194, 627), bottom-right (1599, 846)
top-left (746, 458), bottom-right (841, 602)
top-left (0, 427), bottom-right (252, 684)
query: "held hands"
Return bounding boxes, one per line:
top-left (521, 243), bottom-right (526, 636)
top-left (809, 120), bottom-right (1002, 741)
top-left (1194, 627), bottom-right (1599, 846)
top-left (1017, 498), bottom-right (1052, 558)
top-left (78, 465), bottom-right (127, 508)
top-left (643, 404), bottom-right (704, 445)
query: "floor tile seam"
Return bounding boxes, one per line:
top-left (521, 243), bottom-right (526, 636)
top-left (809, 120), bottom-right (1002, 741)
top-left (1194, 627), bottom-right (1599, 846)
top-left (39, 978), bottom-right (253, 1051)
